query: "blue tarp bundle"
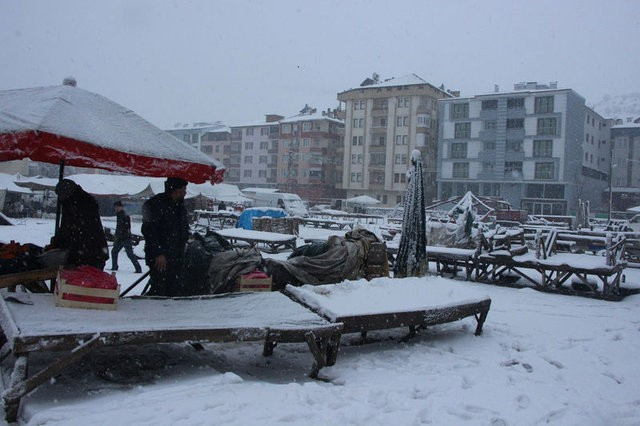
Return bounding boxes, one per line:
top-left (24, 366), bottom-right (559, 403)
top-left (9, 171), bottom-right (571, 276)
top-left (236, 207), bottom-right (287, 230)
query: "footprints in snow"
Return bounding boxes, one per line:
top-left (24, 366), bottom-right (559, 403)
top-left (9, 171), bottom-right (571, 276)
top-left (500, 359), bottom-right (533, 373)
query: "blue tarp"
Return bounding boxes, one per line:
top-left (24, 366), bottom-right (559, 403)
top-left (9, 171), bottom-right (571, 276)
top-left (236, 207), bottom-right (287, 230)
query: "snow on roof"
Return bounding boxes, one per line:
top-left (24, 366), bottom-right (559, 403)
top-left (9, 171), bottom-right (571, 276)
top-left (241, 187), bottom-right (280, 194)
top-left (0, 173), bottom-right (32, 193)
top-left (278, 111), bottom-right (343, 125)
top-left (340, 73), bottom-right (449, 96)
top-left (612, 120), bottom-right (640, 129)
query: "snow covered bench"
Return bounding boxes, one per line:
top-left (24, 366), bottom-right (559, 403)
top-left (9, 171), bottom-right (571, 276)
top-left (285, 277), bottom-right (491, 341)
top-left (0, 291), bottom-right (342, 421)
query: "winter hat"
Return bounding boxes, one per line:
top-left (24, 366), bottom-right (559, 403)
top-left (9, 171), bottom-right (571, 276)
top-left (113, 200), bottom-right (123, 207)
top-left (164, 177), bottom-right (188, 192)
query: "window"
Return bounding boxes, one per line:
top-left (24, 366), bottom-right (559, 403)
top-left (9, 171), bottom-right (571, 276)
top-left (370, 152), bottom-right (386, 165)
top-left (373, 99), bottom-right (388, 110)
top-left (243, 169), bottom-right (252, 177)
top-left (352, 118), bottom-right (364, 128)
top-left (481, 100), bottom-right (498, 110)
top-left (535, 162), bottom-right (554, 179)
top-left (506, 140), bottom-right (522, 152)
top-left (454, 122), bottom-right (471, 138)
top-left (246, 128), bottom-right (254, 136)
top-left (395, 135), bottom-right (408, 145)
top-left (506, 118), bottom-right (524, 129)
top-left (397, 97), bottom-right (409, 108)
top-left (537, 118), bottom-right (557, 135)
top-left (396, 116), bottom-right (408, 127)
top-left (303, 138), bottom-right (310, 147)
top-left (350, 173), bottom-right (362, 182)
top-left (259, 141), bottom-right (268, 149)
top-left (394, 173), bottom-right (407, 183)
top-left (394, 154), bottom-right (408, 164)
top-left (282, 124), bottom-right (292, 133)
top-left (417, 115), bottom-right (429, 126)
top-left (526, 184), bottom-right (544, 198)
top-left (507, 98), bottom-right (524, 109)
top-left (259, 155), bottom-right (267, 163)
top-left (352, 136), bottom-right (363, 146)
top-left (303, 122), bottom-right (312, 131)
top-left (451, 142), bottom-right (467, 158)
top-left (244, 156), bottom-right (252, 164)
top-left (535, 96), bottom-right (554, 114)
top-left (244, 142), bottom-right (254, 150)
top-left (452, 163), bottom-right (469, 178)
top-left (375, 135), bottom-right (386, 146)
top-left (533, 140), bottom-right (553, 157)
top-left (260, 127), bottom-right (269, 136)
top-left (201, 145), bottom-right (213, 154)
top-left (452, 103), bottom-right (469, 119)
top-left (482, 162), bottom-right (494, 172)
top-left (504, 161), bottom-right (522, 176)
top-left (484, 120), bottom-right (497, 130)
top-left (484, 141), bottom-right (496, 150)
top-left (258, 170), bottom-right (267, 178)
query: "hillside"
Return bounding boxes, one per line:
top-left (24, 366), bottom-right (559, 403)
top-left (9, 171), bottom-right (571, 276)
top-left (592, 92), bottom-right (640, 120)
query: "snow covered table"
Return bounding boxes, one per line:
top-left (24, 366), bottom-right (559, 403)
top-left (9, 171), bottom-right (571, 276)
top-left (286, 277), bottom-right (491, 340)
top-left (215, 228), bottom-right (297, 253)
top-left (0, 291), bottom-right (342, 422)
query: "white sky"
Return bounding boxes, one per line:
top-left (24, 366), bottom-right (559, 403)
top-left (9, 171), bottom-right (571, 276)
top-left (1, 0), bottom-right (638, 129)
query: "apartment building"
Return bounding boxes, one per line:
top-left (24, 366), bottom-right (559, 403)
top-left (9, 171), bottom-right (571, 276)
top-left (609, 117), bottom-right (640, 210)
top-left (437, 82), bottom-right (610, 215)
top-left (230, 115), bottom-right (282, 187)
top-left (276, 106), bottom-right (345, 202)
top-left (165, 122), bottom-right (232, 179)
top-left (337, 74), bottom-right (453, 207)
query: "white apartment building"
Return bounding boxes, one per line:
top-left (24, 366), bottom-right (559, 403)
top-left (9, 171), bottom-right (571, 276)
top-left (438, 82), bottom-right (610, 215)
top-left (337, 74), bottom-right (454, 207)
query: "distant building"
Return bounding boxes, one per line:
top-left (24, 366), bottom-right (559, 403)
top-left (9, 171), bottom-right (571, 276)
top-left (165, 121), bottom-right (231, 179)
top-left (337, 74), bottom-right (454, 207)
top-left (230, 115), bottom-right (282, 187)
top-left (276, 106), bottom-right (345, 202)
top-left (609, 117), bottom-right (640, 211)
top-left (437, 82), bottom-right (611, 215)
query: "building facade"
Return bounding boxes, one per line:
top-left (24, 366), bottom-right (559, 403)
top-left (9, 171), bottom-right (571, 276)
top-left (437, 82), bottom-right (610, 215)
top-left (337, 74), bottom-right (453, 207)
top-left (609, 117), bottom-right (640, 210)
top-left (276, 106), bottom-right (345, 202)
top-left (230, 115), bottom-right (282, 187)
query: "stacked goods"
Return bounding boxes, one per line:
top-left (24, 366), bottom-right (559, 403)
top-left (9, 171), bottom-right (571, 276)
top-left (235, 269), bottom-right (272, 292)
top-left (364, 242), bottom-right (389, 280)
top-left (0, 241), bottom-right (44, 275)
top-left (252, 217), bottom-right (299, 235)
top-left (55, 266), bottom-right (120, 310)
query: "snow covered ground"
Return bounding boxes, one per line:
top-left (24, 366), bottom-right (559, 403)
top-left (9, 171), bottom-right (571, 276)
top-left (1, 218), bottom-right (640, 425)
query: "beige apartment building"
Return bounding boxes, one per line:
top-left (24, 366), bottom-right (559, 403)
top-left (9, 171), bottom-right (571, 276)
top-left (337, 74), bottom-right (454, 207)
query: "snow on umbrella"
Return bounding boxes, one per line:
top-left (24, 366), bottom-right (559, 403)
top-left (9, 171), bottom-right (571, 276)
top-left (0, 81), bottom-right (224, 183)
top-left (394, 150), bottom-right (427, 278)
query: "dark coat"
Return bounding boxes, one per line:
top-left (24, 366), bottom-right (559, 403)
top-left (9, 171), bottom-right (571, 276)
top-left (115, 209), bottom-right (132, 241)
top-left (53, 185), bottom-right (108, 269)
top-left (141, 192), bottom-right (189, 264)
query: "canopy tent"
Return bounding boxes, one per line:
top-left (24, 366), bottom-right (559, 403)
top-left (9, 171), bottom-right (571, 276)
top-left (0, 83), bottom-right (224, 184)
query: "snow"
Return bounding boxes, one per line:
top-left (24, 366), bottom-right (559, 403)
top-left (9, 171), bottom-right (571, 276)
top-left (286, 278), bottom-right (489, 322)
top-left (1, 218), bottom-right (640, 425)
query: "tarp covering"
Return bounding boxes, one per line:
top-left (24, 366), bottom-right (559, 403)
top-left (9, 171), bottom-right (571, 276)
top-left (0, 84), bottom-right (224, 184)
top-left (236, 207), bottom-right (287, 230)
top-left (345, 195), bottom-right (381, 205)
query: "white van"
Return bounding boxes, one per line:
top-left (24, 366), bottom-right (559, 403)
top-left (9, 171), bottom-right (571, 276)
top-left (243, 190), bottom-right (309, 217)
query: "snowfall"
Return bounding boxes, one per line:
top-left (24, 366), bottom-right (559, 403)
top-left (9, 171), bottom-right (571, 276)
top-left (0, 217), bottom-right (640, 426)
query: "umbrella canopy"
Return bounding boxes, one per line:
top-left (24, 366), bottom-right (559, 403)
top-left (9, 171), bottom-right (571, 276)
top-left (0, 83), bottom-right (224, 184)
top-left (345, 194), bottom-right (381, 205)
top-left (394, 150), bottom-right (427, 278)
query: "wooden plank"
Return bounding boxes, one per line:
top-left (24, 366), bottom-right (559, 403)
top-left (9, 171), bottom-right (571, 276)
top-left (0, 267), bottom-right (59, 289)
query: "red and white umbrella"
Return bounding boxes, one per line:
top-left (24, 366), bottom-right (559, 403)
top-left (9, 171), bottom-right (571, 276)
top-left (0, 81), bottom-right (224, 183)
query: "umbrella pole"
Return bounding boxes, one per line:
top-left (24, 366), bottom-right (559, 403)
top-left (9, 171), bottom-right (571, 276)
top-left (54, 160), bottom-right (65, 236)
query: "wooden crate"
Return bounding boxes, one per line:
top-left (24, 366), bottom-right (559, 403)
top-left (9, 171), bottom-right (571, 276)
top-left (235, 275), bottom-right (272, 292)
top-left (55, 276), bottom-right (120, 311)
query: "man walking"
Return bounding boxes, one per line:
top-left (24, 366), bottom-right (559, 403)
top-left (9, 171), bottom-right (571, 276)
top-left (141, 177), bottom-right (189, 296)
top-left (111, 201), bottom-right (142, 273)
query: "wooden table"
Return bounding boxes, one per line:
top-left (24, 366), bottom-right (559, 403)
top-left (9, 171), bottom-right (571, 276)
top-left (0, 291), bottom-right (343, 422)
top-left (215, 228), bottom-right (297, 253)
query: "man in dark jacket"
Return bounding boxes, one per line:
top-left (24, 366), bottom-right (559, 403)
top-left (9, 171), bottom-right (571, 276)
top-left (111, 201), bottom-right (142, 273)
top-left (141, 177), bottom-right (189, 296)
top-left (49, 179), bottom-right (109, 269)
